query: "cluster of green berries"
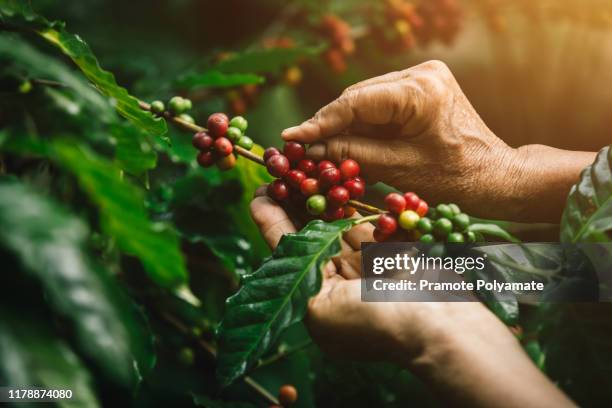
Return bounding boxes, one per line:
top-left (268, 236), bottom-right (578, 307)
top-left (150, 96), bottom-right (195, 124)
top-left (192, 113), bottom-right (253, 171)
top-left (375, 194), bottom-right (476, 243)
top-left (264, 141), bottom-right (365, 222)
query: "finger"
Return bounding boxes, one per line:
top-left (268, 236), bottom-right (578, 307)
top-left (341, 69), bottom-right (408, 93)
top-left (250, 196), bottom-right (297, 249)
top-left (254, 185), bottom-right (267, 197)
top-left (342, 214), bottom-right (375, 250)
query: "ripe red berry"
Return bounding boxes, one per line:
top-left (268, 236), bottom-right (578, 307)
top-left (377, 214), bottom-right (398, 235)
top-left (297, 159), bottom-right (318, 177)
top-left (207, 113), bottom-right (229, 137)
top-left (267, 180), bottom-right (289, 201)
top-left (300, 178), bottom-right (320, 196)
top-left (318, 167), bottom-right (341, 190)
top-left (323, 205), bottom-right (345, 221)
top-left (192, 132), bottom-right (214, 150)
top-left (404, 192), bottom-right (420, 211)
top-left (266, 154), bottom-right (290, 177)
top-left (385, 192), bottom-right (406, 214)
top-left (216, 153), bottom-right (236, 170)
top-left (197, 151), bottom-right (215, 167)
top-left (284, 169), bottom-right (306, 189)
top-left (283, 141), bottom-right (306, 163)
top-left (373, 228), bottom-right (390, 242)
top-left (278, 385), bottom-right (298, 407)
top-left (317, 160), bottom-right (336, 173)
top-left (263, 147), bottom-right (280, 161)
top-left (343, 177), bottom-right (365, 199)
top-left (344, 205), bottom-right (356, 217)
top-left (416, 200), bottom-right (429, 217)
top-left (327, 185), bottom-right (350, 207)
top-left (214, 137), bottom-right (233, 156)
top-left (339, 159), bottom-right (360, 180)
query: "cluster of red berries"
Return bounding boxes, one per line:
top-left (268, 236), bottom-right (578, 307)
top-left (415, 0), bottom-right (463, 46)
top-left (264, 141), bottom-right (365, 222)
top-left (370, 0), bottom-right (423, 53)
top-left (192, 113), bottom-right (253, 171)
top-left (320, 14), bottom-right (355, 74)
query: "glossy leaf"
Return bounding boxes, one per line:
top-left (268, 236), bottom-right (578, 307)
top-left (216, 218), bottom-right (361, 386)
top-left (177, 70), bottom-right (264, 89)
top-left (111, 123), bottom-right (157, 175)
top-left (467, 223), bottom-right (520, 243)
top-left (561, 145), bottom-right (611, 242)
top-left (0, 180), bottom-right (155, 387)
top-left (215, 46), bottom-right (323, 74)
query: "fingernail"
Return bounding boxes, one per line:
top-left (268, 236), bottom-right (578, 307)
top-left (306, 143), bottom-right (326, 160)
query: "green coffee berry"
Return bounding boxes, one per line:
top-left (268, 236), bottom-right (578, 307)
top-left (419, 233), bottom-right (435, 243)
top-left (178, 113), bottom-right (195, 124)
top-left (465, 231), bottom-right (477, 243)
top-left (150, 100), bottom-right (165, 114)
top-left (237, 136), bottom-right (254, 150)
top-left (448, 203), bottom-right (461, 215)
top-left (417, 217), bottom-right (433, 234)
top-left (226, 126), bottom-right (242, 142)
top-left (306, 194), bottom-right (326, 215)
top-left (452, 213), bottom-right (470, 231)
top-left (168, 96), bottom-right (185, 114)
top-left (433, 218), bottom-right (453, 237)
top-left (230, 116), bottom-right (248, 132)
top-left (182, 98), bottom-right (192, 111)
top-left (447, 232), bottom-right (465, 243)
top-left (178, 347), bottom-right (194, 366)
top-left (436, 204), bottom-right (453, 219)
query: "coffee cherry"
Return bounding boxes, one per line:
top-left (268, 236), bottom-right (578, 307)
top-left (398, 210), bottom-right (420, 230)
top-left (447, 232), bottom-right (465, 243)
top-left (344, 205), bottom-right (356, 217)
top-left (230, 116), bottom-right (248, 132)
top-left (237, 136), bottom-right (254, 150)
top-left (339, 159), bottom-right (360, 180)
top-left (373, 228), bottom-right (390, 242)
top-left (182, 98), bottom-right (192, 111)
top-left (263, 147), bottom-right (280, 161)
top-left (318, 167), bottom-right (341, 190)
top-left (216, 153), bottom-right (236, 170)
top-left (266, 154), bottom-right (290, 177)
top-left (318, 160), bottom-right (336, 173)
top-left (323, 205), bottom-right (345, 221)
top-left (385, 193), bottom-right (406, 214)
top-left (207, 113), bottom-right (229, 137)
top-left (326, 185), bottom-right (350, 207)
top-left (150, 100), bottom-right (165, 114)
top-left (417, 217), bottom-right (433, 234)
top-left (169, 96), bottom-right (187, 114)
top-left (178, 347), bottom-right (194, 366)
top-left (420, 233), bottom-right (435, 243)
top-left (343, 178), bottom-right (365, 199)
top-left (449, 203), bottom-right (461, 216)
top-left (285, 169), bottom-right (306, 189)
top-left (297, 159), bottom-right (318, 177)
top-left (465, 231), bottom-right (477, 243)
top-left (416, 200), bottom-right (429, 217)
top-left (283, 141), bottom-right (306, 163)
top-left (403, 192), bottom-right (420, 211)
top-left (197, 151), bottom-right (215, 167)
top-left (179, 113), bottom-right (195, 124)
top-left (278, 385), bottom-right (298, 407)
top-left (306, 194), bottom-right (327, 215)
top-left (433, 218), bottom-right (453, 237)
top-left (214, 137), bottom-right (233, 156)
top-left (267, 180), bottom-right (290, 201)
top-left (300, 178), bottom-right (320, 196)
top-left (226, 126), bottom-right (242, 142)
top-left (436, 204), bottom-right (453, 220)
top-left (377, 214), bottom-right (398, 235)
top-left (452, 213), bottom-right (470, 231)
top-left (192, 132), bottom-right (214, 150)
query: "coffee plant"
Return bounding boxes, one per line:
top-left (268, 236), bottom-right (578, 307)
top-left (0, 1), bottom-right (611, 407)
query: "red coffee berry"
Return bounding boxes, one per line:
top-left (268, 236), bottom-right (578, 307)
top-left (344, 205), bottom-right (356, 217)
top-left (416, 200), bottom-right (429, 217)
top-left (278, 385), bottom-right (298, 407)
top-left (214, 137), bottom-right (233, 156)
top-left (323, 205), bottom-right (345, 221)
top-left (373, 228), bottom-right (390, 242)
top-left (192, 132), bottom-right (213, 150)
top-left (297, 159), bottom-right (318, 177)
top-left (339, 159), bottom-right (360, 180)
top-left (327, 185), bottom-right (350, 207)
top-left (284, 169), bottom-right (306, 190)
top-left (266, 154), bottom-right (290, 177)
top-left (318, 167), bottom-right (341, 190)
top-left (267, 180), bottom-right (289, 201)
top-left (343, 177), bottom-right (365, 199)
top-left (385, 192), bottom-right (406, 214)
top-left (404, 192), bottom-right (420, 211)
top-left (283, 141), bottom-right (306, 163)
top-left (197, 151), bottom-right (215, 167)
top-left (216, 153), bottom-right (236, 170)
top-left (264, 147), bottom-right (280, 161)
top-left (318, 160), bottom-right (336, 173)
top-left (300, 178), bottom-right (320, 196)
top-left (377, 214), bottom-right (398, 235)
top-left (207, 113), bottom-right (229, 137)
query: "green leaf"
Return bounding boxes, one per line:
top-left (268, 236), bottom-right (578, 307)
top-left (177, 70), bottom-right (264, 89)
top-left (111, 123), bottom-right (157, 175)
top-left (192, 394), bottom-right (256, 408)
top-left (467, 223), bottom-right (520, 243)
top-left (216, 217), bottom-right (362, 386)
top-left (561, 145), bottom-right (611, 243)
top-left (0, 314), bottom-right (100, 408)
top-left (0, 179), bottom-right (155, 387)
top-left (215, 46), bottom-right (323, 75)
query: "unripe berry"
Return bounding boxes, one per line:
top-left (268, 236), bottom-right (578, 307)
top-left (297, 159), bottom-right (318, 177)
top-left (447, 232), bottom-right (465, 243)
top-left (214, 137), bottom-right (233, 156)
top-left (168, 96), bottom-right (186, 114)
top-left (323, 206), bottom-right (345, 221)
top-left (197, 151), bottom-right (215, 167)
top-left (398, 210), bottom-right (420, 230)
top-left (283, 141), bottom-right (306, 163)
top-left (192, 132), bottom-right (214, 150)
top-left (178, 113), bottom-right (195, 124)
top-left (385, 193), bottom-right (406, 214)
top-left (373, 228), bottom-right (390, 242)
top-left (433, 218), bottom-right (453, 237)
top-left (339, 159), bottom-right (360, 180)
top-left (178, 347), bottom-right (194, 366)
top-left (278, 385), bottom-right (298, 407)
top-left (465, 231), bottom-right (477, 243)
top-left (237, 135), bottom-right (254, 150)
top-left (417, 217), bottom-right (433, 233)
top-left (436, 204), bottom-right (453, 220)
top-left (317, 160), bottom-right (336, 173)
top-left (452, 213), bottom-right (470, 231)
top-left (263, 147), bottom-right (280, 161)
top-left (285, 169), bottom-right (306, 189)
top-left (300, 178), bottom-right (320, 196)
top-left (207, 112), bottom-right (229, 137)
top-left (226, 126), bottom-right (242, 142)
top-left (419, 233), bottom-right (435, 243)
top-left (306, 194), bottom-right (327, 215)
top-left (343, 178), bottom-right (365, 199)
top-left (449, 203), bottom-right (461, 216)
top-left (266, 154), bottom-right (290, 177)
top-left (267, 180), bottom-right (290, 201)
top-left (403, 192), bottom-right (420, 211)
top-left (216, 153), bottom-right (236, 170)
top-left (318, 167), bottom-right (341, 190)
top-left (182, 98), bottom-right (192, 111)
top-left (229, 116), bottom-right (248, 132)
top-left (326, 185), bottom-right (350, 207)
top-left (150, 100), bottom-right (165, 114)
top-left (416, 200), bottom-right (429, 217)
top-left (377, 214), bottom-right (398, 235)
